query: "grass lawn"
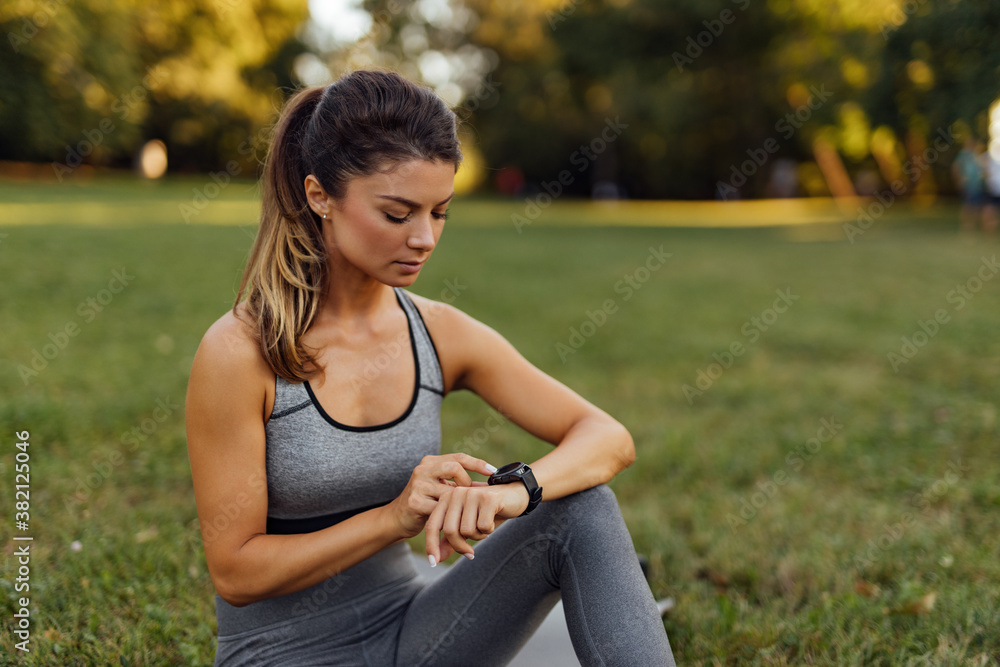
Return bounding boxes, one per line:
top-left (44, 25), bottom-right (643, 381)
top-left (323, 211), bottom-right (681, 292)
top-left (1, 176), bottom-right (998, 665)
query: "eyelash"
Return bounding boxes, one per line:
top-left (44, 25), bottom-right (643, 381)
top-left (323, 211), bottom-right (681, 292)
top-left (384, 212), bottom-right (449, 224)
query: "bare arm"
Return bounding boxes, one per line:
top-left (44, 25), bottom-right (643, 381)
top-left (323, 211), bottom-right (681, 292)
top-left (185, 311), bottom-right (491, 606)
top-left (411, 296), bottom-right (635, 561)
top-left (417, 296), bottom-right (635, 496)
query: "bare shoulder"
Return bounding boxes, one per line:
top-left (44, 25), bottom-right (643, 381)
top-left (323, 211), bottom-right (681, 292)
top-left (196, 305), bottom-right (264, 367)
top-left (407, 291), bottom-right (479, 328)
top-left (188, 304), bottom-right (273, 412)
top-left (405, 291), bottom-right (514, 392)
top-left (406, 291), bottom-right (499, 346)
top-left (405, 290), bottom-right (607, 449)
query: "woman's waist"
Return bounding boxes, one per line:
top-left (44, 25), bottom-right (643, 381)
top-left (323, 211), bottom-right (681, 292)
top-left (215, 541), bottom-right (419, 638)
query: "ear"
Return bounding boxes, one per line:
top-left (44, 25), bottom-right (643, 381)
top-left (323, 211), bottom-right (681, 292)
top-left (304, 175), bottom-right (331, 219)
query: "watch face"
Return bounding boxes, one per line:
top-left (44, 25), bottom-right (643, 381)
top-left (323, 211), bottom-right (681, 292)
top-left (495, 462), bottom-right (525, 476)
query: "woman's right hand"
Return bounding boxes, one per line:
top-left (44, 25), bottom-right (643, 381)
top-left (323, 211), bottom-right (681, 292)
top-left (386, 453), bottom-right (496, 539)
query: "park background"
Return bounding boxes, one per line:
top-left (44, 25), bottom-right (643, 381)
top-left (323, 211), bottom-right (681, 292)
top-left (1, 0), bottom-right (999, 664)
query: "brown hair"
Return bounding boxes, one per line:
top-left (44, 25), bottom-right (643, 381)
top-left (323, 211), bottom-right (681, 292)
top-left (234, 70), bottom-right (462, 382)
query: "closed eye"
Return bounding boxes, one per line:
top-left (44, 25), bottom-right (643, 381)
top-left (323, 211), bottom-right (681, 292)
top-left (385, 211), bottom-right (448, 224)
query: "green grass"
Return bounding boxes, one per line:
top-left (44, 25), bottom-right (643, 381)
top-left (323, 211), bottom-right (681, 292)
top-left (1, 176), bottom-right (998, 665)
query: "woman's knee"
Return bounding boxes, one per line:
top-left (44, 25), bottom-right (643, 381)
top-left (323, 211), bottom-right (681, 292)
top-left (532, 484), bottom-right (623, 535)
top-left (550, 483), bottom-right (619, 513)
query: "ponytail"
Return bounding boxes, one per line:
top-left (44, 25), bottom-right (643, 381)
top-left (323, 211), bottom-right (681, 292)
top-left (234, 86), bottom-right (328, 382)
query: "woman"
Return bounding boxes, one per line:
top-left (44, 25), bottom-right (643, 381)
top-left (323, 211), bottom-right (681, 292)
top-left (185, 69), bottom-right (675, 666)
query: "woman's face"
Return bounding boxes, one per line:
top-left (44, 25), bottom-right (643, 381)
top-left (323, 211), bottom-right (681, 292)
top-left (318, 159), bottom-right (456, 287)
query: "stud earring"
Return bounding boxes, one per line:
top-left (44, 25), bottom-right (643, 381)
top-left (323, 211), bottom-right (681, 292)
top-left (323, 214), bottom-right (327, 219)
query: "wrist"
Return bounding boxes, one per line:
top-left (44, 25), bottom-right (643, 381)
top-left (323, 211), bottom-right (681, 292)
top-left (488, 461), bottom-right (543, 516)
top-left (377, 500), bottom-right (413, 542)
top-left (501, 483), bottom-right (530, 518)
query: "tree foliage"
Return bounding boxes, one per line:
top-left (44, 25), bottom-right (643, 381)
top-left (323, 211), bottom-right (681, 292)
top-left (0, 0), bottom-right (309, 174)
top-left (448, 0), bottom-right (1000, 198)
top-left (2, 0), bottom-right (997, 198)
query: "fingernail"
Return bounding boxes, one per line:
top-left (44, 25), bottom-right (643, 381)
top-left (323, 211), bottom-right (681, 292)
top-left (428, 555), bottom-right (437, 568)
top-left (464, 552), bottom-right (475, 561)
top-left (485, 464), bottom-right (498, 474)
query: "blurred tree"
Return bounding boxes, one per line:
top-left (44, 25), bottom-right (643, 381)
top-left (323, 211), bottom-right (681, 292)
top-left (2, 0), bottom-right (997, 196)
top-left (0, 0), bottom-right (309, 176)
top-left (763, 0), bottom-right (1000, 198)
top-left (361, 0), bottom-right (792, 199)
top-left (354, 0), bottom-right (999, 199)
top-left (472, 0), bottom-right (791, 199)
top-left (868, 1), bottom-right (1000, 146)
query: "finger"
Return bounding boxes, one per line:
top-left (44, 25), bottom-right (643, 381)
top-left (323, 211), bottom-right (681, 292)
top-left (439, 541), bottom-right (455, 562)
top-left (424, 496), bottom-right (449, 566)
top-left (414, 480), bottom-right (450, 504)
top-left (399, 493), bottom-right (437, 533)
top-left (435, 460), bottom-right (473, 488)
top-left (462, 491), bottom-right (491, 540)
top-left (441, 492), bottom-right (475, 559)
top-left (476, 501), bottom-right (497, 537)
top-left (449, 452), bottom-right (498, 477)
top-left (446, 529), bottom-right (473, 560)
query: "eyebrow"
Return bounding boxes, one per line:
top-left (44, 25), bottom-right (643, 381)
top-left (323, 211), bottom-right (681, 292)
top-left (376, 192), bottom-right (455, 208)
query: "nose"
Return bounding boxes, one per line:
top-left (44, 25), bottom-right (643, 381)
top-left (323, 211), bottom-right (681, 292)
top-left (407, 214), bottom-right (437, 252)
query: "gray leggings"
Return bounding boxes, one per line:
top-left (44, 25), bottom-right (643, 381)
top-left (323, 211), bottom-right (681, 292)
top-left (214, 485), bottom-right (676, 666)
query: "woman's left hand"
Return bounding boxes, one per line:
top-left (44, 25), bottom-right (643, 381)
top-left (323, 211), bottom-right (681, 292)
top-left (423, 482), bottom-right (530, 565)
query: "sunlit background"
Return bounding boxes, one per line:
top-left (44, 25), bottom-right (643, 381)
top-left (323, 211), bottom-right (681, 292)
top-left (2, 4), bottom-right (1000, 664)
top-left (1, 0), bottom-right (998, 202)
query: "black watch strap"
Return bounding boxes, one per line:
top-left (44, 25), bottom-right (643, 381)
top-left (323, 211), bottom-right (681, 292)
top-left (488, 462), bottom-right (543, 516)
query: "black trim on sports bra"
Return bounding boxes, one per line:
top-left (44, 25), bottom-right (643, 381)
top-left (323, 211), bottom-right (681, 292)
top-left (267, 500), bottom-right (389, 534)
top-left (303, 290), bottom-right (421, 433)
top-left (269, 400), bottom-right (311, 421)
top-left (406, 295), bottom-right (444, 387)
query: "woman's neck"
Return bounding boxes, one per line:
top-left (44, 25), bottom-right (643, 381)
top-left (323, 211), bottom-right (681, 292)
top-left (316, 264), bottom-right (396, 328)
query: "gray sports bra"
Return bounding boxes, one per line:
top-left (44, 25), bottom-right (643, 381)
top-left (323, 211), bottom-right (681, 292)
top-left (264, 288), bottom-right (444, 534)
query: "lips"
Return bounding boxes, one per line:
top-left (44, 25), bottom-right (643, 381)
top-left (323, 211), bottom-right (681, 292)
top-left (395, 259), bottom-right (425, 273)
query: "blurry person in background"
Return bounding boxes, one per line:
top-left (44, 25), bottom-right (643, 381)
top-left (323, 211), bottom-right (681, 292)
top-left (982, 143), bottom-right (1000, 237)
top-left (952, 137), bottom-right (986, 233)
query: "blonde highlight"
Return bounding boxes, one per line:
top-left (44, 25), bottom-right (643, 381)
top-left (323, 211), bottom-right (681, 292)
top-left (234, 86), bottom-right (328, 382)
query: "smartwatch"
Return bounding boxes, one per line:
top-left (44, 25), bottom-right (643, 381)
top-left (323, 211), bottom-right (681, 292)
top-left (488, 462), bottom-right (543, 516)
